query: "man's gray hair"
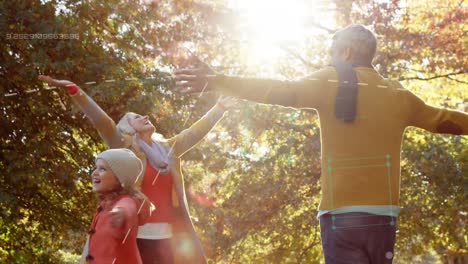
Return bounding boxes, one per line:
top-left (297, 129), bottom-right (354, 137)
top-left (330, 24), bottom-right (377, 65)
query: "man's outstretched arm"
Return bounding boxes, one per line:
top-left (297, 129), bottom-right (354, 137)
top-left (174, 63), bottom-right (331, 109)
top-left (404, 90), bottom-right (468, 135)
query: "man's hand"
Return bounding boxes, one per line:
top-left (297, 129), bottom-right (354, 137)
top-left (217, 96), bottom-right (239, 110)
top-left (38, 75), bottom-right (74, 88)
top-left (109, 207), bottom-right (125, 229)
top-left (174, 59), bottom-right (216, 94)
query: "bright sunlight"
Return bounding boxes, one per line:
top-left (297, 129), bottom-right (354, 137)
top-left (230, 0), bottom-right (336, 68)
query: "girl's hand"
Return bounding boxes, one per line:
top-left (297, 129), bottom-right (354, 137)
top-left (38, 75), bottom-right (74, 88)
top-left (109, 207), bottom-right (125, 229)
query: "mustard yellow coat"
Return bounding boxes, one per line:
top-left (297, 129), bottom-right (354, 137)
top-left (210, 66), bottom-right (468, 211)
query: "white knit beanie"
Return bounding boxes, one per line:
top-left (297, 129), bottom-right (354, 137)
top-left (96, 149), bottom-right (143, 190)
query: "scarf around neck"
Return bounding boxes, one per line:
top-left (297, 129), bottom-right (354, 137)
top-left (136, 136), bottom-right (170, 175)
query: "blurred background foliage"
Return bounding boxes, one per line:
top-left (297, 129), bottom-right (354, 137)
top-left (0, 0), bottom-right (466, 263)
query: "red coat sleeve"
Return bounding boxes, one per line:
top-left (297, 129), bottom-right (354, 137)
top-left (111, 197), bottom-right (139, 240)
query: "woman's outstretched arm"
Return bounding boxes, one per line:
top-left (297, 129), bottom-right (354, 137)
top-left (167, 96), bottom-right (238, 158)
top-left (39, 75), bottom-right (125, 148)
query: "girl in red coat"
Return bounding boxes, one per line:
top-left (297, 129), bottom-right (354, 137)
top-left (83, 148), bottom-right (153, 263)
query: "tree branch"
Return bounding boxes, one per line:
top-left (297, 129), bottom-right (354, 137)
top-left (399, 71), bottom-right (467, 81)
top-left (279, 44), bottom-right (321, 69)
top-left (308, 21), bottom-right (336, 34)
top-left (447, 76), bottom-right (468, 84)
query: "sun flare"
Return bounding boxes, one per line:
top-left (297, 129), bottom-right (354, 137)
top-left (231, 0), bottom-right (336, 68)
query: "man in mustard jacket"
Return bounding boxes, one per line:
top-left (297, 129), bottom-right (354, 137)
top-left (174, 24), bottom-right (468, 264)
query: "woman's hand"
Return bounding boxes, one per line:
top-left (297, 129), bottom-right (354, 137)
top-left (38, 75), bottom-right (74, 88)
